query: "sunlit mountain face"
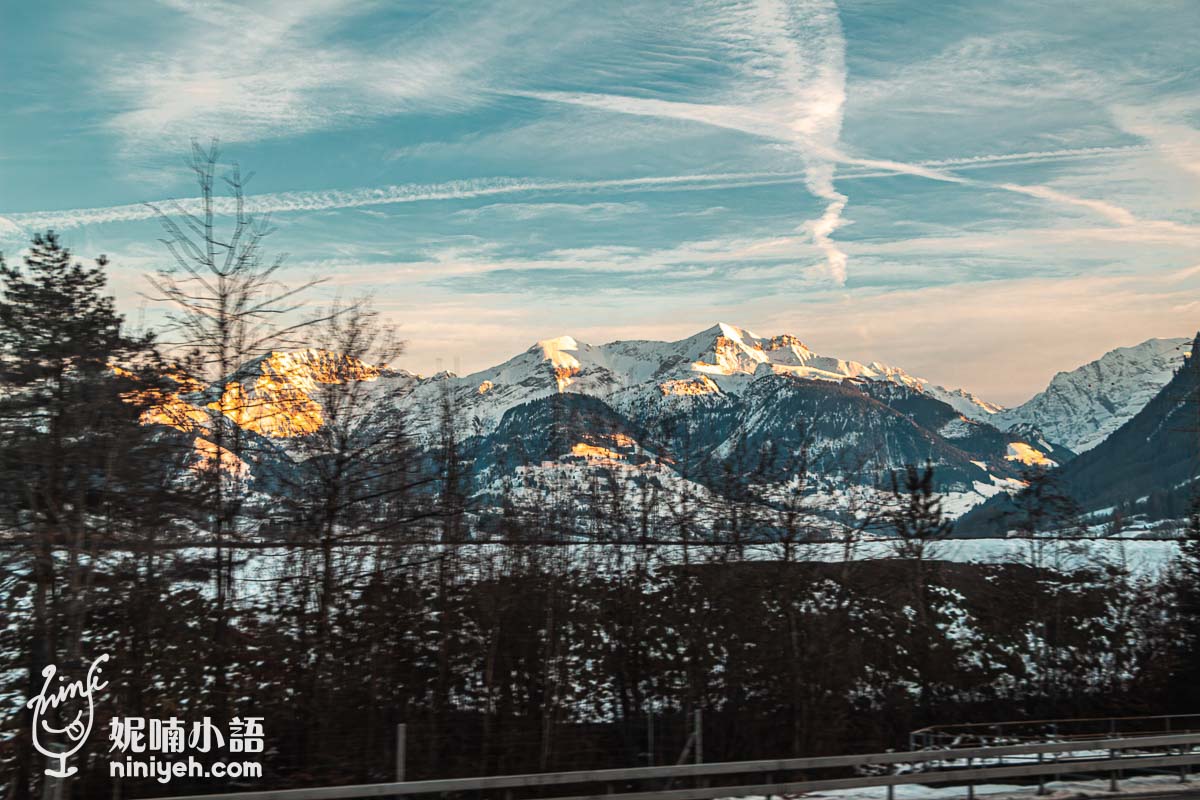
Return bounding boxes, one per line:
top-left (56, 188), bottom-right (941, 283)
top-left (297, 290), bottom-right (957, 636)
top-left (206, 349), bottom-right (384, 438)
top-left (141, 349), bottom-right (387, 438)
top-left (134, 323), bottom-right (1102, 521)
top-left (127, 349), bottom-right (393, 478)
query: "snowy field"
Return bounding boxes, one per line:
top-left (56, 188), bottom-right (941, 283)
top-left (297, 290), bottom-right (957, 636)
top-left (256, 537), bottom-right (1182, 579)
top-left (519, 537), bottom-right (1182, 576)
top-left (735, 774), bottom-right (1197, 800)
top-left (831, 538), bottom-right (1180, 576)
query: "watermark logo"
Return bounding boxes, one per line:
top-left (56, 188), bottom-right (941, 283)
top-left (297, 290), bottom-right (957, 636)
top-left (26, 653), bottom-right (111, 778)
top-left (109, 716), bottom-right (265, 783)
top-left (26, 654), bottom-right (265, 785)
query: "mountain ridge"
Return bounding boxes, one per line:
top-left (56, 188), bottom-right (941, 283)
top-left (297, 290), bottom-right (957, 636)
top-left (138, 323), bottom-right (1196, 526)
top-left (143, 323), bottom-right (1073, 521)
top-left (395, 322), bottom-right (1007, 439)
top-left (993, 336), bottom-right (1191, 453)
top-left (958, 332), bottom-right (1200, 535)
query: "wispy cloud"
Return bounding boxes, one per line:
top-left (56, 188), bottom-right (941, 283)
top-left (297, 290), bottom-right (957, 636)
top-left (751, 0), bottom-right (850, 284)
top-left (0, 172), bottom-right (804, 235)
top-left (996, 182), bottom-right (1136, 226)
top-left (413, 219), bottom-right (1200, 289)
top-left (1110, 97), bottom-right (1200, 180)
top-left (835, 144), bottom-right (1155, 179)
top-left (522, 86), bottom-right (1164, 253)
top-left (513, 0), bottom-right (853, 282)
top-left (508, 4), bottom-right (1186, 286)
top-left (753, 263), bottom-right (1200, 406)
top-left (100, 0), bottom-right (547, 151)
top-left (849, 30), bottom-right (1102, 114)
top-left (830, 151), bottom-right (1174, 238)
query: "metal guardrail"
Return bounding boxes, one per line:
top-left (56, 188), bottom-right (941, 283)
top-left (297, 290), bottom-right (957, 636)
top-left (911, 714), bottom-right (1200, 750)
top-left (142, 733), bottom-right (1200, 800)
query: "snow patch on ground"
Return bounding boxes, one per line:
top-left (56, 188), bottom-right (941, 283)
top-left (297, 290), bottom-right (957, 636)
top-left (732, 773), bottom-right (1200, 800)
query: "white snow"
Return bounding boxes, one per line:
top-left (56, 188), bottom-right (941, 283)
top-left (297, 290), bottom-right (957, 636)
top-left (393, 322), bottom-right (1008, 443)
top-left (730, 773), bottom-right (1198, 800)
top-left (995, 337), bottom-right (1190, 452)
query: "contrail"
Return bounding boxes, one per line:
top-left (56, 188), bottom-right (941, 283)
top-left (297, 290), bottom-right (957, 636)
top-left (0, 172), bottom-right (803, 234)
top-left (836, 144), bottom-right (1153, 179)
top-left (0, 144), bottom-right (1157, 240)
top-left (730, 0), bottom-right (850, 283)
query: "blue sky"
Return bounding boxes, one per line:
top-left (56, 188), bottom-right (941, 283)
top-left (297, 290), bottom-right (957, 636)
top-left (1, 0), bottom-right (1198, 405)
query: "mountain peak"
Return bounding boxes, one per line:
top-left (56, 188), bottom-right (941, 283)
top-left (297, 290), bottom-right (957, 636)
top-left (536, 335), bottom-right (580, 358)
top-left (536, 336), bottom-right (583, 391)
top-left (715, 321), bottom-right (760, 342)
top-left (994, 335), bottom-right (1190, 452)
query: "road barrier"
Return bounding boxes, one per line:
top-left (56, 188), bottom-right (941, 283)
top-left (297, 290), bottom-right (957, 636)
top-left (143, 732), bottom-right (1200, 800)
top-left (911, 714), bottom-right (1200, 750)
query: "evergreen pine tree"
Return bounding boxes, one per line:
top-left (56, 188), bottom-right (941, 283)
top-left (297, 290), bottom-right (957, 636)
top-left (1169, 476), bottom-right (1200, 709)
top-left (886, 461), bottom-right (952, 717)
top-left (0, 231), bottom-right (168, 798)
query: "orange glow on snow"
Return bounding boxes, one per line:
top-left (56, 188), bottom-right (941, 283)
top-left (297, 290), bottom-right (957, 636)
top-left (116, 367), bottom-right (209, 433)
top-left (538, 336), bottom-right (582, 392)
top-left (208, 349), bottom-right (380, 438)
top-left (192, 436), bottom-right (249, 477)
top-left (765, 334), bottom-right (806, 351)
top-left (140, 391), bottom-right (210, 431)
top-left (570, 442), bottom-right (622, 460)
top-left (1005, 441), bottom-right (1057, 467)
top-left (659, 376), bottom-right (720, 396)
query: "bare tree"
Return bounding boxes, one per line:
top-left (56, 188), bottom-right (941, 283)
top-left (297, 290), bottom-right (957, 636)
top-left (263, 298), bottom-right (424, 765)
top-left (146, 140), bottom-right (331, 718)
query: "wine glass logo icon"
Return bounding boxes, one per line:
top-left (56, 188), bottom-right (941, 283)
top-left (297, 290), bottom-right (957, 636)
top-left (26, 653), bottom-right (111, 778)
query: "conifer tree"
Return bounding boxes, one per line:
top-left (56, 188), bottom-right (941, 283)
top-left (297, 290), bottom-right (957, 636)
top-left (1008, 465), bottom-right (1086, 713)
top-left (1170, 476), bottom-right (1200, 708)
top-left (0, 231), bottom-right (171, 798)
top-left (886, 461), bottom-right (952, 717)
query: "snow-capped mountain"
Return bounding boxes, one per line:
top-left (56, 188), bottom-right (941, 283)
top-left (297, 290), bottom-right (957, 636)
top-left (396, 323), bottom-right (1004, 439)
top-left (149, 323), bottom-right (1058, 520)
top-left (960, 332), bottom-right (1200, 535)
top-left (130, 324), bottom-right (1200, 529)
top-left (993, 337), bottom-right (1191, 453)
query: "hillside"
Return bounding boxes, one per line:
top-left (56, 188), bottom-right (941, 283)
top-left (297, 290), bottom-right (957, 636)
top-left (959, 332), bottom-right (1200, 535)
top-left (993, 337), bottom-right (1190, 453)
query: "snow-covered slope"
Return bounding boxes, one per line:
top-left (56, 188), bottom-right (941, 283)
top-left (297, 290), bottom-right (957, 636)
top-left (135, 325), bottom-right (1199, 525)
top-left (993, 337), bottom-right (1190, 453)
top-left (397, 323), bottom-right (1004, 438)
top-left (960, 333), bottom-right (1200, 534)
top-left (150, 325), bottom-right (1055, 518)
